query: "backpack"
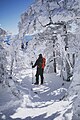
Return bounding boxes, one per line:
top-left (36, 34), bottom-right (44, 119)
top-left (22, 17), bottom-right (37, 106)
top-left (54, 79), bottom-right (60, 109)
top-left (37, 57), bottom-right (46, 69)
top-left (42, 57), bottom-right (46, 69)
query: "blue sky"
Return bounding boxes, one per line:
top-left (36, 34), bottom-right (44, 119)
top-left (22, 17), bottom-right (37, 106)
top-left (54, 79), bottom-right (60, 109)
top-left (0, 0), bottom-right (35, 34)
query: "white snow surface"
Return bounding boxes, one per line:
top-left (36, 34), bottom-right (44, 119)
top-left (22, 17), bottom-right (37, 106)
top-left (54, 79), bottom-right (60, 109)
top-left (0, 69), bottom-right (73, 120)
top-left (0, 42), bottom-right (73, 119)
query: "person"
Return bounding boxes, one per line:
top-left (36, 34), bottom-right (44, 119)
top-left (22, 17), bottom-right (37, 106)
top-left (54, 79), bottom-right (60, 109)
top-left (32, 54), bottom-right (46, 85)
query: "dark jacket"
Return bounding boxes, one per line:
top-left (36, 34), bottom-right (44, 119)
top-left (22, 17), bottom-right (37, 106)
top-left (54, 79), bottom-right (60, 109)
top-left (32, 56), bottom-right (43, 69)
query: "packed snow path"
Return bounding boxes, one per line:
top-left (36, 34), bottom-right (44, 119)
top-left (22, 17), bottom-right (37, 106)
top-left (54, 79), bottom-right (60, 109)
top-left (11, 72), bottom-right (73, 120)
top-left (0, 67), bottom-right (73, 120)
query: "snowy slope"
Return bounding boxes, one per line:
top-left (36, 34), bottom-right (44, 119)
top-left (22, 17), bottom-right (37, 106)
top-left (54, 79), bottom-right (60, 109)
top-left (0, 69), bottom-right (72, 120)
top-left (0, 38), bottom-right (72, 119)
top-left (0, 28), bottom-right (6, 36)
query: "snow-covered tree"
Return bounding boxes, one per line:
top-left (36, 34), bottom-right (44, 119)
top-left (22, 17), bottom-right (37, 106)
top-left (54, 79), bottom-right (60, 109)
top-left (0, 29), bottom-right (7, 81)
top-left (0, 45), bottom-right (7, 83)
top-left (18, 0), bottom-right (78, 80)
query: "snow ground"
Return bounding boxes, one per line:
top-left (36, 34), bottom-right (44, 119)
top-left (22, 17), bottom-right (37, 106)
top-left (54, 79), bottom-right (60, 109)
top-left (0, 67), bottom-right (73, 120)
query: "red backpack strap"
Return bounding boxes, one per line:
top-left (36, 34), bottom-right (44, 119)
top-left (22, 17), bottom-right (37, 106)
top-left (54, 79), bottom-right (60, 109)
top-left (42, 57), bottom-right (46, 69)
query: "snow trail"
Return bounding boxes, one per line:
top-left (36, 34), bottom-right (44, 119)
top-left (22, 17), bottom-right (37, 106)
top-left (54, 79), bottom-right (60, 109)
top-left (9, 72), bottom-right (72, 120)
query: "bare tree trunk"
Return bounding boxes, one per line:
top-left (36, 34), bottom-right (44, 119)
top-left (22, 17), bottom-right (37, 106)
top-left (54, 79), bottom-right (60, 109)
top-left (52, 36), bottom-right (57, 73)
top-left (72, 53), bottom-right (75, 68)
top-left (66, 54), bottom-right (71, 81)
top-left (64, 36), bottom-right (68, 51)
top-left (53, 51), bottom-right (56, 73)
top-left (42, 0), bottom-right (44, 4)
top-left (10, 57), bottom-right (14, 77)
top-left (63, 24), bottom-right (68, 51)
top-left (33, 19), bottom-right (36, 30)
top-left (63, 24), bottom-right (72, 81)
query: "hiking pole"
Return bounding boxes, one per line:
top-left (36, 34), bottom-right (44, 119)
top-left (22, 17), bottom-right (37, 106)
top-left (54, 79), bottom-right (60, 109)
top-left (31, 61), bottom-right (34, 84)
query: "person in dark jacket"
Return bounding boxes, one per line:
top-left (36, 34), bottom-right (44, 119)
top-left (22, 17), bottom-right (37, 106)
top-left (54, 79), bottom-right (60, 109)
top-left (32, 54), bottom-right (46, 85)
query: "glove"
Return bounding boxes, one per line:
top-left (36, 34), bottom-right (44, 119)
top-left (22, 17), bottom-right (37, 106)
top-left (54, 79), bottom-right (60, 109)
top-left (32, 66), bottom-right (34, 68)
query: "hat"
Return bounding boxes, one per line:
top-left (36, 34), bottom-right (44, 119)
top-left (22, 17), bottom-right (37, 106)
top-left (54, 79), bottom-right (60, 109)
top-left (39, 54), bottom-right (42, 57)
